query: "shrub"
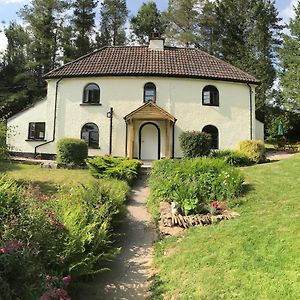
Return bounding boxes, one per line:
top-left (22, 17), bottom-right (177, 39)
top-left (210, 150), bottom-right (253, 167)
top-left (179, 131), bottom-right (211, 158)
top-left (0, 119), bottom-right (9, 160)
top-left (56, 138), bottom-right (88, 166)
top-left (148, 158), bottom-right (244, 219)
top-left (238, 140), bottom-right (266, 163)
top-left (86, 156), bottom-right (141, 184)
top-left (0, 175), bottom-right (128, 298)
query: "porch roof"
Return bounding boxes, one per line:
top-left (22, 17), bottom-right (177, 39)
top-left (124, 101), bottom-right (177, 123)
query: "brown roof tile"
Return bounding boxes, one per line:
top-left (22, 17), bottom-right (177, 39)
top-left (44, 46), bottom-right (260, 84)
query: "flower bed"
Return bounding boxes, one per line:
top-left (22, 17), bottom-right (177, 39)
top-left (0, 176), bottom-right (128, 299)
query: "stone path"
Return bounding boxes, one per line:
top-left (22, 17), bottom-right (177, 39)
top-left (267, 151), bottom-right (297, 161)
top-left (75, 172), bottom-right (157, 300)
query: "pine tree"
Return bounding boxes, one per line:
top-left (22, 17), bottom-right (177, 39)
top-left (130, 1), bottom-right (165, 45)
top-left (210, 0), bottom-right (282, 118)
top-left (72, 0), bottom-right (98, 57)
top-left (279, 1), bottom-right (300, 111)
top-left (97, 0), bottom-right (128, 47)
top-left (164, 0), bottom-right (206, 47)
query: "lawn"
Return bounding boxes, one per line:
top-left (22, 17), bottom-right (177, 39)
top-left (151, 154), bottom-right (300, 299)
top-left (0, 160), bottom-right (94, 194)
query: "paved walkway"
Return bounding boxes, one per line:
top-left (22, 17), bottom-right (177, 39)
top-left (75, 172), bottom-right (157, 300)
top-left (267, 151), bottom-right (297, 161)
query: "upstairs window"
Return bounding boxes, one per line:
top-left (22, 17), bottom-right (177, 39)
top-left (83, 83), bottom-right (100, 104)
top-left (81, 123), bottom-right (99, 148)
top-left (202, 85), bottom-right (219, 106)
top-left (202, 125), bottom-right (219, 149)
top-left (28, 122), bottom-right (45, 140)
top-left (144, 82), bottom-right (156, 102)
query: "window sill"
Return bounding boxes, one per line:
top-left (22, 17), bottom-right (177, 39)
top-left (26, 139), bottom-right (47, 142)
top-left (202, 104), bottom-right (219, 107)
top-left (80, 103), bottom-right (102, 106)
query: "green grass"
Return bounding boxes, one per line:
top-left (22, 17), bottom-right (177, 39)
top-left (151, 154), bottom-right (300, 300)
top-left (0, 160), bottom-right (94, 194)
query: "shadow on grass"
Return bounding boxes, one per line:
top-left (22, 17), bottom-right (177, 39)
top-left (0, 160), bottom-right (23, 172)
top-left (148, 274), bottom-right (166, 300)
top-left (15, 179), bottom-right (59, 195)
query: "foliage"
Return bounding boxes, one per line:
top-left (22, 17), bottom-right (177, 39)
top-left (163, 0), bottom-right (205, 47)
top-left (148, 158), bottom-right (244, 217)
top-left (71, 0), bottom-right (98, 58)
top-left (130, 1), bottom-right (165, 44)
top-left (210, 0), bottom-right (282, 118)
top-left (151, 154), bottom-right (300, 299)
top-left (278, 1), bottom-right (300, 111)
top-left (56, 138), bottom-right (88, 166)
top-left (179, 131), bottom-right (211, 158)
top-left (238, 140), bottom-right (266, 163)
top-left (86, 156), bottom-right (141, 184)
top-left (0, 175), bottom-right (128, 298)
top-left (97, 0), bottom-right (128, 47)
top-left (0, 119), bottom-right (9, 160)
top-left (210, 150), bottom-right (253, 167)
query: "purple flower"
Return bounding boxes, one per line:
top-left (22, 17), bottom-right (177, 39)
top-left (0, 240), bottom-right (24, 254)
top-left (62, 275), bottom-right (71, 286)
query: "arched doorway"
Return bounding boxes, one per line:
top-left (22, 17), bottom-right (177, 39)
top-left (139, 122), bottom-right (160, 160)
top-left (202, 125), bottom-right (219, 149)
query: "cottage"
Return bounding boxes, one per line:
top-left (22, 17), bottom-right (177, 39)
top-left (7, 39), bottom-right (264, 160)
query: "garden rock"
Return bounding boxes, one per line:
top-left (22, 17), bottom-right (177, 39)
top-left (40, 162), bottom-right (58, 169)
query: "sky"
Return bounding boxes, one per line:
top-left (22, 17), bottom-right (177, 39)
top-left (0, 0), bottom-right (298, 52)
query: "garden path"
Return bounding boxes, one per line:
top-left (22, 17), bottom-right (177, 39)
top-left (75, 171), bottom-right (157, 300)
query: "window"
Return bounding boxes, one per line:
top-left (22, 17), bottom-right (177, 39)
top-left (144, 82), bottom-right (156, 102)
top-left (202, 125), bottom-right (219, 149)
top-left (28, 122), bottom-right (45, 140)
top-left (202, 85), bottom-right (219, 106)
top-left (83, 83), bottom-right (100, 104)
top-left (81, 123), bottom-right (99, 148)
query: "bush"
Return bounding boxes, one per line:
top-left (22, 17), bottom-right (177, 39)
top-left (210, 150), bottom-right (253, 167)
top-left (148, 158), bottom-right (244, 219)
top-left (56, 138), bottom-right (88, 166)
top-left (86, 156), bottom-right (141, 184)
top-left (179, 131), bottom-right (212, 158)
top-left (238, 140), bottom-right (266, 163)
top-left (0, 175), bottom-right (128, 298)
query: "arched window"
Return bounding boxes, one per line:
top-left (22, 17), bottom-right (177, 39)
top-left (83, 83), bottom-right (100, 104)
top-left (202, 125), bottom-right (219, 149)
top-left (202, 85), bottom-right (219, 106)
top-left (81, 123), bottom-right (99, 148)
top-left (144, 82), bottom-right (156, 102)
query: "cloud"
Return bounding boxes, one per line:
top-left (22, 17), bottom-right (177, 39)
top-left (0, 32), bottom-right (7, 52)
top-left (280, 0), bottom-right (298, 24)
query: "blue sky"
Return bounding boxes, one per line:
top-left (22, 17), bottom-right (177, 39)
top-left (0, 0), bottom-right (298, 51)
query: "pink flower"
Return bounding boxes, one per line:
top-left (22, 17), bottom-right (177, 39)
top-left (62, 275), bottom-right (71, 286)
top-left (0, 240), bottom-right (24, 254)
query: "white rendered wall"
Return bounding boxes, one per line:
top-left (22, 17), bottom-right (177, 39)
top-left (7, 76), bottom-right (256, 158)
top-left (255, 119), bottom-right (265, 141)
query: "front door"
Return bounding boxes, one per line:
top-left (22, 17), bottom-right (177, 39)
top-left (139, 123), bottom-right (160, 160)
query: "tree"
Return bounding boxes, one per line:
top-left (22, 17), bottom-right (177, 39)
top-left (0, 22), bottom-right (38, 117)
top-left (72, 0), bottom-right (98, 57)
top-left (210, 0), bottom-right (282, 119)
top-left (164, 0), bottom-right (206, 47)
top-left (20, 0), bottom-right (68, 76)
top-left (130, 1), bottom-right (165, 45)
top-left (279, 1), bottom-right (300, 111)
top-left (97, 0), bottom-right (128, 47)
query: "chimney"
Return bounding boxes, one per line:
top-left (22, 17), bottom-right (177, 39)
top-left (149, 37), bottom-right (165, 51)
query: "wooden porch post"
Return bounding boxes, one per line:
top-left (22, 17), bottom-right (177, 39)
top-left (165, 120), bottom-right (170, 159)
top-left (128, 119), bottom-right (135, 159)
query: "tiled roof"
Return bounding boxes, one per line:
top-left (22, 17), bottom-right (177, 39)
top-left (44, 46), bottom-right (260, 84)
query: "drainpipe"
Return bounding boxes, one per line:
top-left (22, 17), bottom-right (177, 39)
top-left (247, 83), bottom-right (253, 140)
top-left (107, 107), bottom-right (113, 155)
top-left (34, 77), bottom-right (63, 157)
